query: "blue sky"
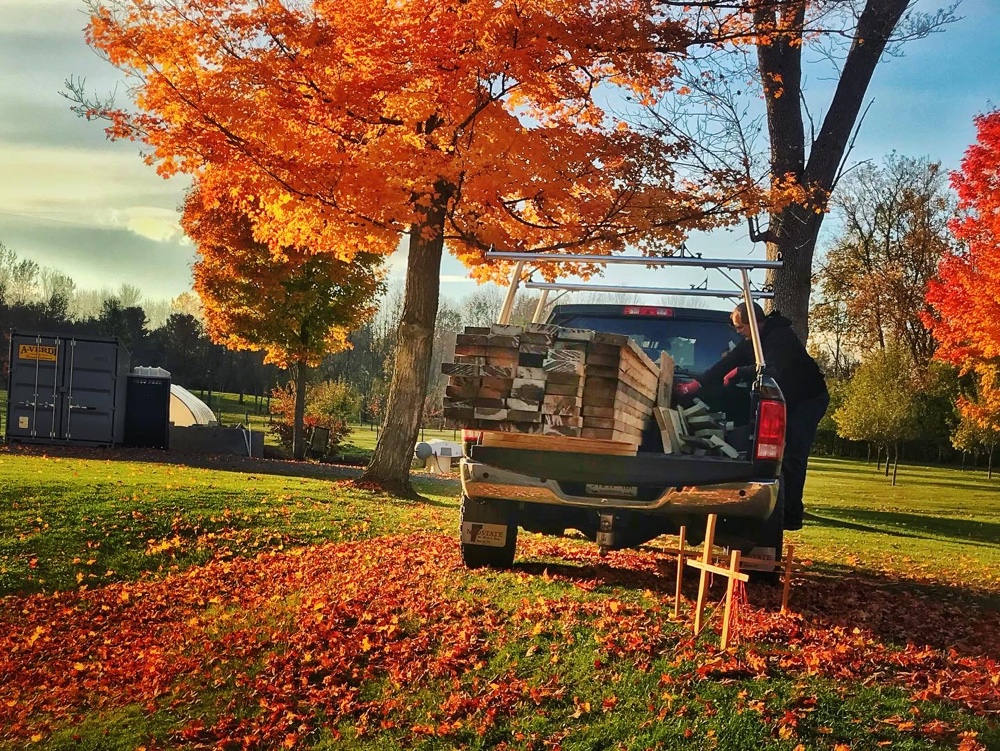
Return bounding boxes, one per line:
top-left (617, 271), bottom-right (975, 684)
top-left (0, 0), bottom-right (996, 306)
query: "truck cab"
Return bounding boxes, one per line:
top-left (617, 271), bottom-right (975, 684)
top-left (458, 303), bottom-right (786, 571)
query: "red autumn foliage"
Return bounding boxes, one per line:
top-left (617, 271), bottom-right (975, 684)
top-left (2, 533), bottom-right (997, 747)
top-left (925, 109), bottom-right (1000, 428)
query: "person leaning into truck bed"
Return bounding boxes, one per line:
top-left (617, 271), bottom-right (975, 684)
top-left (674, 302), bottom-right (829, 531)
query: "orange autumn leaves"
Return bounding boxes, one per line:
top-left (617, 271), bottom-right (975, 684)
top-left (3, 533), bottom-right (999, 748)
top-left (84, 0), bottom-right (766, 284)
top-left (183, 186), bottom-right (384, 368)
top-left (925, 110), bottom-right (1000, 431)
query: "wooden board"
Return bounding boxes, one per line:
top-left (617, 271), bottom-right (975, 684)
top-left (480, 431), bottom-right (638, 456)
top-left (657, 352), bottom-right (675, 408)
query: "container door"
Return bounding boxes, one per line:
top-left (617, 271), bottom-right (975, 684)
top-left (63, 339), bottom-right (119, 444)
top-left (7, 335), bottom-right (63, 440)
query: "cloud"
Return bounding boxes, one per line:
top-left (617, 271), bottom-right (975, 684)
top-left (440, 275), bottom-right (474, 283)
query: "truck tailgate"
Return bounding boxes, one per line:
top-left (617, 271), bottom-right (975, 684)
top-left (468, 445), bottom-right (758, 486)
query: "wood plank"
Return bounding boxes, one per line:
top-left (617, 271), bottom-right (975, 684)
top-left (490, 323), bottom-right (523, 336)
top-left (480, 375), bottom-right (514, 391)
top-left (506, 397), bottom-right (541, 411)
top-left (481, 366), bottom-right (515, 379)
top-left (453, 343), bottom-right (488, 358)
top-left (474, 407), bottom-right (509, 420)
top-left (543, 381), bottom-right (583, 397)
top-left (555, 327), bottom-right (595, 341)
top-left (486, 348), bottom-right (519, 368)
top-left (506, 409), bottom-right (543, 423)
top-left (455, 333), bottom-right (489, 347)
top-left (526, 322), bottom-right (561, 336)
top-left (657, 352), bottom-right (675, 409)
top-left (445, 384), bottom-right (479, 400)
top-left (517, 342), bottom-right (549, 355)
top-left (479, 431), bottom-right (638, 456)
top-left (442, 362), bottom-right (481, 376)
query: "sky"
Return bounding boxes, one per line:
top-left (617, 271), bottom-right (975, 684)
top-left (0, 0), bottom-right (997, 307)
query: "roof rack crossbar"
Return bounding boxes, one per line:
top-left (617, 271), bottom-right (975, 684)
top-left (523, 281), bottom-right (774, 299)
top-left (485, 251), bottom-right (782, 271)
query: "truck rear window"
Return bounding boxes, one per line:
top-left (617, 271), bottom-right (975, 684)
top-left (552, 315), bottom-right (738, 374)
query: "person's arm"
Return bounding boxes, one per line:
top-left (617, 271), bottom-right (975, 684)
top-left (699, 339), bottom-right (753, 387)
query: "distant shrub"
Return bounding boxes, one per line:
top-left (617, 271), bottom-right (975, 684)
top-left (269, 380), bottom-right (361, 454)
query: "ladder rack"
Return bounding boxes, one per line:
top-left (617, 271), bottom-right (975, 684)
top-left (486, 250), bottom-right (780, 371)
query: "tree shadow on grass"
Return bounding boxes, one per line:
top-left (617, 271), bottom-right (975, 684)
top-left (510, 539), bottom-right (1000, 661)
top-left (805, 508), bottom-right (1000, 548)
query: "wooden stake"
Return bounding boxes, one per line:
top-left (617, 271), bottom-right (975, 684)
top-left (720, 550), bottom-right (742, 650)
top-left (780, 544), bottom-right (795, 614)
top-left (674, 525), bottom-right (686, 618)
top-left (692, 514), bottom-right (717, 636)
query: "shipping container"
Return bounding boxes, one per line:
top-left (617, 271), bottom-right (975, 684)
top-left (4, 331), bottom-right (130, 446)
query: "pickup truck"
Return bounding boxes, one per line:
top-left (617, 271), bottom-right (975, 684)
top-left (457, 303), bottom-right (786, 573)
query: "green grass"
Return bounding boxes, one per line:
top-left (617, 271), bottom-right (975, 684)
top-left (796, 456), bottom-right (1000, 599)
top-left (1, 448), bottom-right (998, 750)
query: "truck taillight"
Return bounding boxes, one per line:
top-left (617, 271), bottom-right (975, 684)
top-left (461, 429), bottom-right (482, 443)
top-left (754, 400), bottom-right (786, 461)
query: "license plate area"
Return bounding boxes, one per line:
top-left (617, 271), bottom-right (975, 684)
top-left (583, 483), bottom-right (639, 499)
top-left (460, 522), bottom-right (508, 547)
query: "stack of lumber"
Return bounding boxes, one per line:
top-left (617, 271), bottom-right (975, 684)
top-left (654, 397), bottom-right (741, 458)
top-left (441, 323), bottom-right (659, 448)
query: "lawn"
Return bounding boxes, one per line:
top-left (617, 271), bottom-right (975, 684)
top-left (0, 446), bottom-right (997, 751)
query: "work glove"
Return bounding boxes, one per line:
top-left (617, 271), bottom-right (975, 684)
top-left (723, 366), bottom-right (754, 387)
top-left (673, 380), bottom-right (701, 398)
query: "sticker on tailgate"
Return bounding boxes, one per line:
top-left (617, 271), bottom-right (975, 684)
top-left (461, 522), bottom-right (508, 547)
top-left (584, 483), bottom-right (639, 498)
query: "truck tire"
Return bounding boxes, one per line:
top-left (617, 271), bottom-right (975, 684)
top-left (748, 483), bottom-right (784, 584)
top-left (460, 496), bottom-right (518, 570)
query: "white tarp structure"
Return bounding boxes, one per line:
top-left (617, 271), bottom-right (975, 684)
top-left (169, 385), bottom-right (217, 426)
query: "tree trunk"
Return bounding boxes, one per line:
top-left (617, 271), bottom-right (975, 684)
top-left (866, 442), bottom-right (872, 464)
top-left (876, 445), bottom-right (882, 471)
top-left (990, 443), bottom-right (995, 480)
top-left (883, 446), bottom-right (890, 477)
top-left (962, 451), bottom-right (966, 471)
top-left (360, 195), bottom-right (448, 496)
top-left (758, 0), bottom-right (911, 342)
top-left (293, 361), bottom-right (309, 461)
top-left (891, 443), bottom-right (899, 486)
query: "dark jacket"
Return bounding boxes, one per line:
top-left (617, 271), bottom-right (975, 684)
top-left (700, 312), bottom-right (826, 409)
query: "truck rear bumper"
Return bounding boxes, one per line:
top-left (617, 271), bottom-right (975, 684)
top-left (461, 459), bottom-right (777, 519)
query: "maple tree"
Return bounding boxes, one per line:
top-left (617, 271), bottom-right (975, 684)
top-left (183, 184), bottom-right (384, 460)
top-left (75, 0), bottom-right (764, 494)
top-left (647, 0), bottom-right (957, 340)
top-left (925, 110), bottom-right (1000, 446)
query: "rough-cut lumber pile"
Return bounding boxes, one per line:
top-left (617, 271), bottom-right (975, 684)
top-left (442, 323), bottom-right (659, 446)
top-left (655, 398), bottom-right (741, 458)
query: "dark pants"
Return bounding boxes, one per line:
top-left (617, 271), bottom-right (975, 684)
top-left (781, 389), bottom-right (830, 529)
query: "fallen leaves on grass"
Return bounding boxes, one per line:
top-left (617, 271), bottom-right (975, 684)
top-left (2, 532), bottom-right (999, 748)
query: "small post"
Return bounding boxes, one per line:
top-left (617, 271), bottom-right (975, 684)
top-left (780, 544), bottom-right (795, 614)
top-left (674, 525), bottom-right (687, 618)
top-left (720, 550), bottom-right (742, 650)
top-left (693, 514), bottom-right (718, 636)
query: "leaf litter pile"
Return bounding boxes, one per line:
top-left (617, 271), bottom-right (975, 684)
top-left (2, 533), bottom-right (998, 749)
